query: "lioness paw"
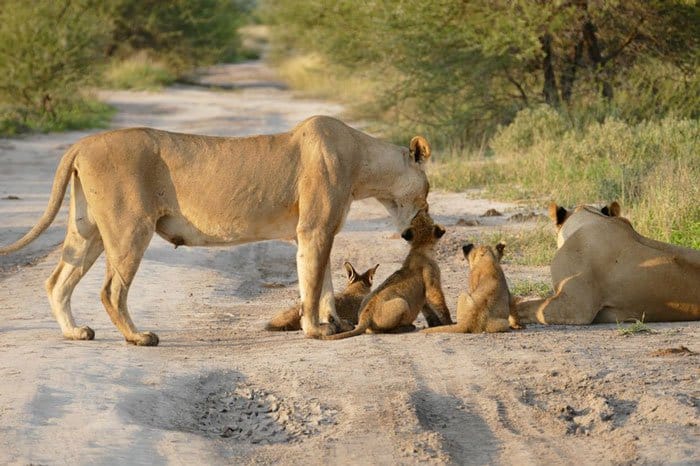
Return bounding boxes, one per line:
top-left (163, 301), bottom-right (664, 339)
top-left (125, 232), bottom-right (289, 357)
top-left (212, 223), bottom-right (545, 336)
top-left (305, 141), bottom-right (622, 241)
top-left (65, 326), bottom-right (95, 341)
top-left (127, 331), bottom-right (160, 347)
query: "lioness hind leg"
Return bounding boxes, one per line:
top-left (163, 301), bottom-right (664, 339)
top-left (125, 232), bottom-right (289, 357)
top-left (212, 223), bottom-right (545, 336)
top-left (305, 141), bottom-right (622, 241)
top-left (45, 226), bottom-right (103, 340)
top-left (100, 223), bottom-right (159, 346)
top-left (45, 176), bottom-right (104, 341)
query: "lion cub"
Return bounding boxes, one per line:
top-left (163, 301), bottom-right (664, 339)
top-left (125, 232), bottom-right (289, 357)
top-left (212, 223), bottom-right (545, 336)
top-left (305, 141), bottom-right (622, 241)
top-left (324, 210), bottom-right (452, 340)
top-left (423, 242), bottom-right (522, 334)
top-left (265, 262), bottom-right (379, 331)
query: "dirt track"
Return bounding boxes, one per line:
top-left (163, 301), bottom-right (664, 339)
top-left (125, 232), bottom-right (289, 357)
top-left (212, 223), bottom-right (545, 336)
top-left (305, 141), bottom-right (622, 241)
top-left (0, 63), bottom-right (698, 465)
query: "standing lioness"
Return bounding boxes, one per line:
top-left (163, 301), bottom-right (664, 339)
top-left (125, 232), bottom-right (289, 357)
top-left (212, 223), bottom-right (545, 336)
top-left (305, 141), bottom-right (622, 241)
top-left (0, 116), bottom-right (431, 344)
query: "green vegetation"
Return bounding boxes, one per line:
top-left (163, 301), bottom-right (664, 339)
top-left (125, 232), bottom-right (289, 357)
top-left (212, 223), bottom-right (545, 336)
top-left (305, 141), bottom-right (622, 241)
top-left (617, 315), bottom-right (653, 336)
top-left (103, 53), bottom-right (176, 91)
top-left (264, 0), bottom-right (700, 252)
top-left (509, 280), bottom-right (553, 299)
top-left (482, 224), bottom-right (557, 267)
top-left (0, 0), bottom-right (253, 136)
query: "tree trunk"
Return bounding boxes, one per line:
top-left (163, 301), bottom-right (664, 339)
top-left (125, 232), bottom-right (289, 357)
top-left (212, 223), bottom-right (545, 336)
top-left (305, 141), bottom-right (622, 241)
top-left (540, 33), bottom-right (560, 106)
top-left (560, 40), bottom-right (583, 104)
top-left (582, 19), bottom-right (613, 100)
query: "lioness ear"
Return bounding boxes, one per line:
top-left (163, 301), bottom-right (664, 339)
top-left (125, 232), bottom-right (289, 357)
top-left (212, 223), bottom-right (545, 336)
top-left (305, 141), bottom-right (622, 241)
top-left (409, 136), bottom-right (431, 163)
top-left (548, 202), bottom-right (567, 226)
top-left (401, 228), bottom-right (414, 242)
top-left (608, 201), bottom-right (621, 217)
top-left (462, 243), bottom-right (474, 258)
top-left (495, 242), bottom-right (506, 262)
top-left (434, 225), bottom-right (446, 239)
top-left (344, 261), bottom-right (357, 281)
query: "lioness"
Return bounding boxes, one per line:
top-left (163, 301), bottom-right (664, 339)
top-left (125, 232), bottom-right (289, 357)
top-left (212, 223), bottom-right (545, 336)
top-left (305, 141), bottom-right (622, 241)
top-left (265, 261), bottom-right (379, 331)
top-left (423, 242), bottom-right (522, 334)
top-left (0, 116), bottom-right (432, 344)
top-left (516, 202), bottom-right (700, 324)
top-left (323, 210), bottom-right (452, 340)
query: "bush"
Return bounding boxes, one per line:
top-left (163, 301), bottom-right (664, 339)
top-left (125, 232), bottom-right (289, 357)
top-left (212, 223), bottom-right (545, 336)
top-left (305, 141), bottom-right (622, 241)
top-left (103, 0), bottom-right (250, 71)
top-left (466, 109), bottom-right (700, 248)
top-left (0, 0), bottom-right (110, 135)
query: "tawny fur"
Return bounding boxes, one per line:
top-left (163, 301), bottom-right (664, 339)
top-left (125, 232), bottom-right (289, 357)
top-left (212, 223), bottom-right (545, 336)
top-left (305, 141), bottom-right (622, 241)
top-left (323, 210), bottom-right (453, 340)
top-left (515, 201), bottom-right (700, 324)
top-left (423, 242), bottom-right (522, 334)
top-left (0, 116), bottom-right (432, 344)
top-left (265, 262), bottom-right (378, 331)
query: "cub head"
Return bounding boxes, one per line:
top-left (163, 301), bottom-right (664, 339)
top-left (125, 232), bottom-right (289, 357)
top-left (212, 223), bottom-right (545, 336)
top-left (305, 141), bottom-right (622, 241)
top-left (379, 136), bottom-right (431, 232)
top-left (400, 209), bottom-right (445, 249)
top-left (343, 261), bottom-right (379, 291)
top-left (462, 242), bottom-right (503, 269)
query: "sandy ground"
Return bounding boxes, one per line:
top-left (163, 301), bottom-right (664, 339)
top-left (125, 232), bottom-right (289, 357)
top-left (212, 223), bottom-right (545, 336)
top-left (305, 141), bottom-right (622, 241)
top-left (0, 62), bottom-right (697, 465)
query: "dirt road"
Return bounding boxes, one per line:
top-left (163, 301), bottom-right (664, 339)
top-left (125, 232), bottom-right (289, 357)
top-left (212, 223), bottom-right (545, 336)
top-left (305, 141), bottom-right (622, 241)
top-left (0, 63), bottom-right (697, 465)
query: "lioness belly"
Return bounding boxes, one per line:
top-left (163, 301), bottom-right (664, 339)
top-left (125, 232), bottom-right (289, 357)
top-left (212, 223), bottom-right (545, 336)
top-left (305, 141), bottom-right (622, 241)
top-left (156, 212), bottom-right (298, 247)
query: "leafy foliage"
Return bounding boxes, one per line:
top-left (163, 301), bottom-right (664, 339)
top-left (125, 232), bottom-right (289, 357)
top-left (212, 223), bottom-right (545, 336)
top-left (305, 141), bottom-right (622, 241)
top-left (263, 0), bottom-right (700, 147)
top-left (0, 0), bottom-right (109, 125)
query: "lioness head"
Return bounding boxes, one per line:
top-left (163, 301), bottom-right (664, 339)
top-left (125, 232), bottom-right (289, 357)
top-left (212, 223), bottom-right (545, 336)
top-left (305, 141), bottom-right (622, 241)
top-left (378, 136), bottom-right (431, 232)
top-left (462, 242), bottom-right (503, 268)
top-left (400, 209), bottom-right (445, 250)
top-left (548, 201), bottom-right (628, 248)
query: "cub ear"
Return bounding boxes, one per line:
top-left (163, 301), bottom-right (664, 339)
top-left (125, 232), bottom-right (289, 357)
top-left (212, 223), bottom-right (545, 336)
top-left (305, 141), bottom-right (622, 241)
top-left (401, 228), bottom-right (414, 242)
top-left (495, 242), bottom-right (506, 262)
top-left (462, 243), bottom-right (474, 258)
top-left (409, 136), bottom-right (431, 164)
top-left (434, 225), bottom-right (446, 239)
top-left (365, 264), bottom-right (380, 285)
top-left (344, 261), bottom-right (357, 281)
top-left (548, 202), bottom-right (567, 226)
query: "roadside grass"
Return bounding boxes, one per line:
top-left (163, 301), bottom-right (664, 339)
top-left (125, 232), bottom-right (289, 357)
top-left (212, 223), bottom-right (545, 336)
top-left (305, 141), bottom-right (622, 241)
top-left (274, 54), bottom-right (375, 104)
top-left (480, 223), bottom-right (556, 267)
top-left (430, 110), bottom-right (699, 259)
top-left (0, 98), bottom-right (114, 136)
top-left (617, 315), bottom-right (654, 336)
top-left (103, 52), bottom-right (176, 90)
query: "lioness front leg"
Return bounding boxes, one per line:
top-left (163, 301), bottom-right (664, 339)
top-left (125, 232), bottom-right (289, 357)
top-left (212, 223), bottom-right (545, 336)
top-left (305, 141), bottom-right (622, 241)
top-left (99, 223), bottom-right (160, 346)
top-left (296, 229), bottom-right (339, 338)
top-left (319, 264), bottom-right (353, 332)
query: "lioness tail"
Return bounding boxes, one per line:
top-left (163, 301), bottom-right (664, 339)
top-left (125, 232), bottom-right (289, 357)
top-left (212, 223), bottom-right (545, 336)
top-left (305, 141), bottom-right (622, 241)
top-left (0, 146), bottom-right (78, 254)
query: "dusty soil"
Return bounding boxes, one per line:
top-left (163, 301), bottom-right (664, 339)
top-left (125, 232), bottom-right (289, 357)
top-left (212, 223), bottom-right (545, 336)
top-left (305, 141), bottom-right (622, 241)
top-left (0, 62), bottom-right (697, 465)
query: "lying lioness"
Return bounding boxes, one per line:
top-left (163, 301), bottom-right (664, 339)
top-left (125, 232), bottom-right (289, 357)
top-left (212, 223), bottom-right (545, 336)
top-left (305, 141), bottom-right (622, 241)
top-left (265, 262), bottom-right (378, 331)
top-left (424, 242), bottom-right (522, 334)
top-left (516, 202), bottom-right (700, 324)
top-left (323, 210), bottom-right (453, 340)
top-left (0, 115), bottom-right (431, 344)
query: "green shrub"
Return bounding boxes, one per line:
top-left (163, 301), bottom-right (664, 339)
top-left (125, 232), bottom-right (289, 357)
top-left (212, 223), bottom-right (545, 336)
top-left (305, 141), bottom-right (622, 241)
top-left (465, 109), bottom-right (700, 249)
top-left (103, 0), bottom-right (250, 71)
top-left (0, 0), bottom-right (110, 135)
